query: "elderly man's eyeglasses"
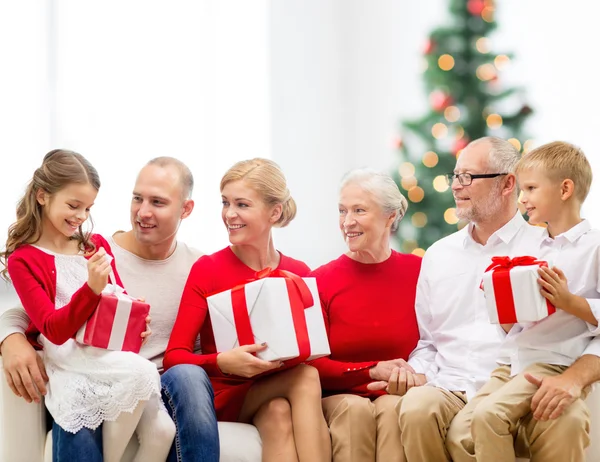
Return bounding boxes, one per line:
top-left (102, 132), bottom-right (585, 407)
top-left (445, 173), bottom-right (508, 187)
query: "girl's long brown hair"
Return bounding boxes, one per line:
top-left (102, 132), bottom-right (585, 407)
top-left (1, 149), bottom-right (101, 281)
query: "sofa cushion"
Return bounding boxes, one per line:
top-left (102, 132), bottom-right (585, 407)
top-left (44, 422), bottom-right (261, 462)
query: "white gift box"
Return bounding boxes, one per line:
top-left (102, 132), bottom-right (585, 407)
top-left (482, 256), bottom-right (555, 324)
top-left (207, 275), bottom-right (330, 362)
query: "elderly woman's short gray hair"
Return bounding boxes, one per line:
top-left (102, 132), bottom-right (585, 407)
top-left (340, 168), bottom-right (408, 232)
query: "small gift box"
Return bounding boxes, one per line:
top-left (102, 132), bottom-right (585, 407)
top-left (207, 268), bottom-right (330, 363)
top-left (76, 284), bottom-right (150, 353)
top-left (482, 256), bottom-right (556, 324)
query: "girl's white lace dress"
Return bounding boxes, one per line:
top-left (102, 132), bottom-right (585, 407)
top-left (39, 250), bottom-right (161, 433)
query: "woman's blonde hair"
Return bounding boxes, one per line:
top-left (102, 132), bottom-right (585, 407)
top-left (220, 158), bottom-right (296, 228)
top-left (1, 149), bottom-right (100, 280)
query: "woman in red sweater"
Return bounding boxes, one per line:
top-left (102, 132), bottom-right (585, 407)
top-left (310, 168), bottom-right (422, 462)
top-left (164, 159), bottom-right (331, 462)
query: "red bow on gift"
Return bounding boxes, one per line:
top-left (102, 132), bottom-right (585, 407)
top-left (229, 267), bottom-right (314, 363)
top-left (483, 256), bottom-right (555, 324)
top-left (484, 255), bottom-right (544, 272)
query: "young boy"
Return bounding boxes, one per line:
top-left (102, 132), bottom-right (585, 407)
top-left (447, 141), bottom-right (600, 462)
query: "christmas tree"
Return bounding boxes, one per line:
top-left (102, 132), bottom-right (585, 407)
top-left (395, 0), bottom-right (533, 254)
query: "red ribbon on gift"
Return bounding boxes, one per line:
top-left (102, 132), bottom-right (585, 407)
top-left (484, 256), bottom-right (555, 323)
top-left (230, 268), bottom-right (314, 363)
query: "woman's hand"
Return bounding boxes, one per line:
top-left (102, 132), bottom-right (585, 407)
top-left (87, 248), bottom-right (111, 295)
top-left (369, 358), bottom-right (415, 382)
top-left (216, 343), bottom-right (283, 378)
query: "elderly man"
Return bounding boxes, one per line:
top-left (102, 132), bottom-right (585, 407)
top-left (0, 157), bottom-right (220, 462)
top-left (380, 137), bottom-right (600, 461)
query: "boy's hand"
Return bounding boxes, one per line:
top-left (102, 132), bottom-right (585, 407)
top-left (538, 266), bottom-right (573, 310)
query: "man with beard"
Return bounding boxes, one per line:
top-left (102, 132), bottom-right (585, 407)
top-left (369, 137), bottom-right (600, 461)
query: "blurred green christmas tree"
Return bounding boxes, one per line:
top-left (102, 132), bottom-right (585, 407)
top-left (395, 0), bottom-right (533, 255)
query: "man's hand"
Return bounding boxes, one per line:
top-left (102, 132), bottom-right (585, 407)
top-left (0, 333), bottom-right (48, 403)
top-left (525, 372), bottom-right (582, 420)
top-left (369, 358), bottom-right (415, 382)
top-left (141, 314), bottom-right (151, 346)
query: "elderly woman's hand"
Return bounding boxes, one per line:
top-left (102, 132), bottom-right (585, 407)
top-left (369, 358), bottom-right (415, 382)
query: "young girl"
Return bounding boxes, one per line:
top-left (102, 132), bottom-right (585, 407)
top-left (0, 150), bottom-right (175, 462)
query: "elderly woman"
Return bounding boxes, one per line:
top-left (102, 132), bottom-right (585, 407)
top-left (310, 168), bottom-right (422, 462)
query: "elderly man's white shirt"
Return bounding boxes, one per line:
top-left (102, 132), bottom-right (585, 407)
top-left (497, 219), bottom-right (600, 375)
top-left (408, 212), bottom-right (546, 399)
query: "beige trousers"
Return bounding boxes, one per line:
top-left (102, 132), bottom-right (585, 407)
top-left (322, 394), bottom-right (404, 462)
top-left (398, 385), bottom-right (468, 462)
top-left (446, 363), bottom-right (591, 462)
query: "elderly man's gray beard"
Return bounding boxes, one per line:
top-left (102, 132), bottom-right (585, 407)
top-left (455, 182), bottom-right (504, 224)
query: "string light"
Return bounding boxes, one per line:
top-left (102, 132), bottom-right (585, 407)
top-left (412, 248), bottom-right (426, 257)
top-left (399, 162), bottom-right (415, 178)
top-left (476, 63), bottom-right (496, 81)
top-left (422, 151), bottom-right (439, 168)
top-left (523, 139), bottom-right (535, 153)
top-left (411, 212), bottom-right (428, 228)
top-left (494, 54), bottom-right (510, 70)
top-left (432, 123), bottom-right (448, 139)
top-left (475, 37), bottom-right (491, 53)
top-left (508, 138), bottom-right (521, 151)
top-left (402, 239), bottom-right (418, 253)
top-left (408, 186), bottom-right (425, 203)
top-left (444, 208), bottom-right (459, 224)
top-left (455, 125), bottom-right (465, 139)
top-left (486, 113), bottom-right (503, 129)
top-left (482, 6), bottom-right (495, 22)
top-left (438, 54), bottom-right (455, 71)
top-left (444, 106), bottom-right (461, 122)
top-left (433, 175), bottom-right (449, 192)
top-left (401, 176), bottom-right (418, 190)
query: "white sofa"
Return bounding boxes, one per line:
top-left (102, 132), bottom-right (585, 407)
top-left (2, 351), bottom-right (600, 462)
top-left (0, 357), bottom-right (262, 462)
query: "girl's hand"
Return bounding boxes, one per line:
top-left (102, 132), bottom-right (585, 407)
top-left (87, 248), bottom-right (111, 295)
top-left (141, 314), bottom-right (151, 346)
top-left (216, 343), bottom-right (283, 378)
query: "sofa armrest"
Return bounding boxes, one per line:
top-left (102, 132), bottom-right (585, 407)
top-left (0, 355), bottom-right (47, 462)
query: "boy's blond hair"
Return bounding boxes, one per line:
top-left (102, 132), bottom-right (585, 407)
top-left (515, 141), bottom-right (592, 203)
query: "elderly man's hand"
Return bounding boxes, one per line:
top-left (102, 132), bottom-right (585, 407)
top-left (1, 333), bottom-right (48, 403)
top-left (367, 367), bottom-right (426, 396)
top-left (525, 372), bottom-right (582, 420)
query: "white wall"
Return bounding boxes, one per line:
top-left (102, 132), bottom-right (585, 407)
top-left (1, 1), bottom-right (600, 273)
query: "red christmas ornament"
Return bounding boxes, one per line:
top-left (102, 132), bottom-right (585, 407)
top-left (467, 0), bottom-right (485, 15)
top-left (424, 38), bottom-right (435, 55)
top-left (430, 91), bottom-right (454, 112)
top-left (453, 138), bottom-right (470, 156)
top-left (519, 105), bottom-right (533, 116)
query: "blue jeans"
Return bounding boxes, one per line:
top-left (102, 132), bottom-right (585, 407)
top-left (162, 364), bottom-right (220, 462)
top-left (52, 365), bottom-right (219, 462)
top-left (52, 421), bottom-right (103, 462)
